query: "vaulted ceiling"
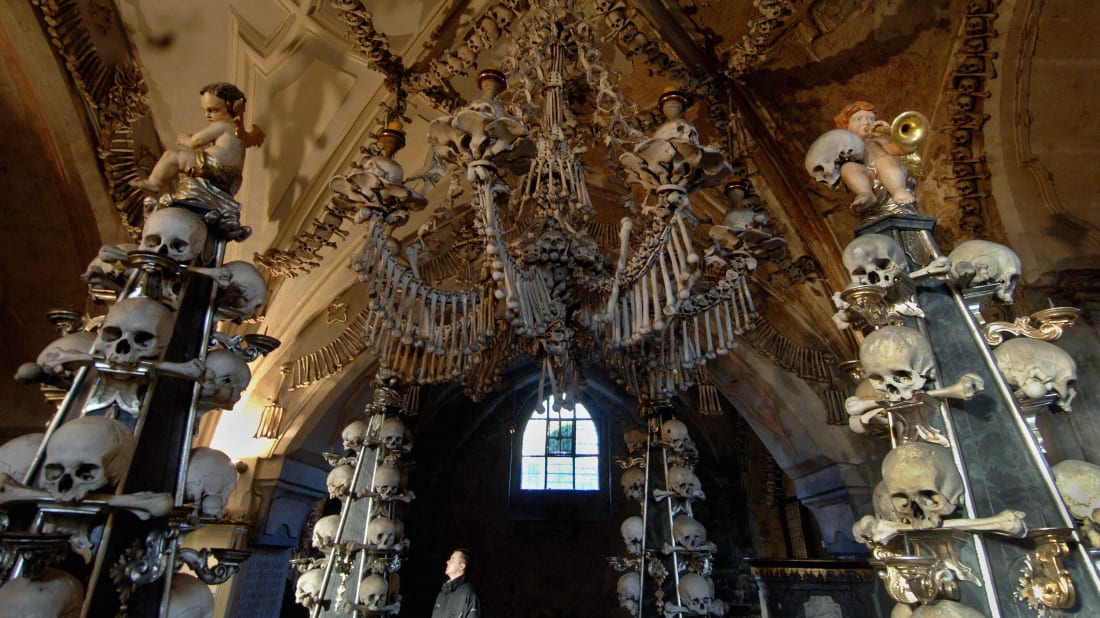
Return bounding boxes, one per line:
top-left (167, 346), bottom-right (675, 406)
top-left (3, 0), bottom-right (1098, 495)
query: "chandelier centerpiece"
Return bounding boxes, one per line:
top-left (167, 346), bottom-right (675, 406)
top-left (334, 0), bottom-right (770, 404)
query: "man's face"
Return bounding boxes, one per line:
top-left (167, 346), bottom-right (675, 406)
top-left (444, 551), bottom-right (465, 580)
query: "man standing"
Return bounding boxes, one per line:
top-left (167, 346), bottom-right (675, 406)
top-left (430, 548), bottom-right (481, 618)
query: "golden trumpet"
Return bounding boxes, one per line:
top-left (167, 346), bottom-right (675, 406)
top-left (890, 111), bottom-right (930, 148)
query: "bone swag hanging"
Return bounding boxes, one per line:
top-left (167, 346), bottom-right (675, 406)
top-left (333, 0), bottom-right (762, 402)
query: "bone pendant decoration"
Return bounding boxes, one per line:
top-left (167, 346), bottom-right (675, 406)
top-left (42, 416), bottom-right (136, 502)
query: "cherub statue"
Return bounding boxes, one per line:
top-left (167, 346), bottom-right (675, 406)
top-left (805, 101), bottom-right (922, 216)
top-left (835, 101), bottom-right (915, 209)
top-left (131, 82), bottom-right (264, 196)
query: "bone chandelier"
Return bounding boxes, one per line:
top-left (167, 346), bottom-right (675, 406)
top-left (328, 0), bottom-right (784, 404)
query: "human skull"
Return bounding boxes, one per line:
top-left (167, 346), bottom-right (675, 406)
top-left (679, 573), bottom-right (715, 615)
top-left (327, 464), bottom-right (354, 498)
top-left (199, 349), bottom-right (251, 411)
top-left (843, 234), bottom-right (909, 288)
top-left (1052, 459), bottom-right (1100, 523)
top-left (342, 420), bottom-right (368, 452)
top-left (911, 599), bottom-right (985, 618)
top-left (0, 433), bottom-right (44, 482)
top-left (367, 516), bottom-right (403, 549)
top-left (872, 479), bottom-right (903, 522)
top-left (621, 466), bottom-right (646, 503)
top-left (34, 331), bottom-right (96, 379)
top-left (654, 118), bottom-right (700, 143)
top-left (805, 129), bottom-right (866, 187)
top-left (882, 442), bottom-right (962, 528)
top-left (140, 207), bottom-right (208, 263)
top-left (42, 416), bottom-right (135, 502)
top-left (617, 572), bottom-right (641, 616)
top-left (661, 419), bottom-right (690, 452)
top-left (620, 516), bottom-right (644, 555)
top-left (860, 326), bottom-right (936, 403)
top-left (312, 514), bottom-right (340, 550)
top-left (358, 574), bottom-right (388, 610)
top-left (184, 447), bottom-right (238, 517)
top-left (668, 465), bottom-right (705, 500)
top-left (623, 425), bottom-right (648, 454)
top-left (993, 338), bottom-right (1077, 410)
top-left (374, 462), bottom-right (403, 497)
top-left (167, 572), bottom-right (215, 618)
top-left (672, 515), bottom-right (708, 549)
top-left (92, 297), bottom-right (173, 367)
top-left (295, 568), bottom-right (325, 608)
top-left (379, 417), bottom-right (408, 452)
top-left (0, 568), bottom-right (83, 618)
top-left (218, 261), bottom-right (267, 318)
top-left (949, 239), bottom-right (1021, 302)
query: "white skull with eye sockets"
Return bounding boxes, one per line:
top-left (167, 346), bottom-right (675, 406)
top-left (843, 234), bottom-right (909, 288)
top-left (374, 463), bottom-right (403, 498)
top-left (326, 464), bottom-right (354, 499)
top-left (379, 417), bottom-right (409, 452)
top-left (34, 331), bottom-right (96, 379)
top-left (295, 568), bottom-right (325, 608)
top-left (805, 129), bottom-right (866, 187)
top-left (42, 416), bottom-right (135, 502)
top-left (667, 465), bottom-right (705, 501)
top-left (140, 207), bottom-right (207, 263)
top-left (948, 239), bottom-right (1021, 303)
top-left (218, 261), bottom-right (267, 319)
top-left (623, 425), bottom-right (648, 454)
top-left (1052, 460), bottom-right (1100, 522)
top-left (0, 567), bottom-right (83, 618)
top-left (93, 297), bottom-right (173, 368)
top-left (342, 420), bottom-right (368, 452)
top-left (367, 516), bottom-right (404, 549)
top-left (0, 433), bottom-right (44, 482)
top-left (167, 572), bottom-right (214, 618)
top-left (311, 514), bottom-right (340, 551)
top-left (679, 573), bottom-right (715, 615)
top-left (661, 419), bottom-right (690, 452)
top-left (673, 515), bottom-right (708, 550)
top-left (358, 574), bottom-right (388, 610)
top-left (617, 572), bottom-right (641, 616)
top-left (184, 447), bottom-right (238, 518)
top-left (993, 338), bottom-right (1077, 411)
top-left (199, 349), bottom-right (251, 412)
top-left (620, 516), bottom-right (644, 555)
top-left (860, 326), bottom-right (936, 403)
top-left (882, 442), bottom-right (962, 528)
top-left (621, 466), bottom-right (646, 503)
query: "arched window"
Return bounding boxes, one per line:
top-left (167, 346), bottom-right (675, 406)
top-left (520, 397), bottom-right (599, 491)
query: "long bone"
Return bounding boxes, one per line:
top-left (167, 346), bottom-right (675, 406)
top-left (853, 509), bottom-right (1027, 545)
